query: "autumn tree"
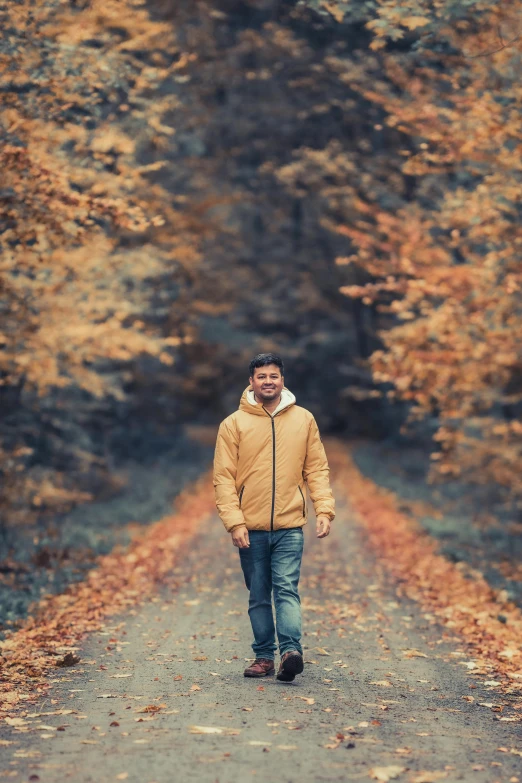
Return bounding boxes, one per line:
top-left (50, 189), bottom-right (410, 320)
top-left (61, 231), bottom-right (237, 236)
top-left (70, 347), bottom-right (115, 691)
top-left (277, 0), bottom-right (522, 500)
top-left (0, 0), bottom-right (199, 529)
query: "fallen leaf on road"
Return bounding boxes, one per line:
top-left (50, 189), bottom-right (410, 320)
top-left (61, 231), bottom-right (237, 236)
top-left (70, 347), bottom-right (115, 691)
top-left (369, 765), bottom-right (405, 781)
top-left (189, 725), bottom-right (241, 735)
top-left (136, 704), bottom-right (166, 713)
top-left (197, 753), bottom-right (230, 763)
top-left (370, 681), bottom-right (393, 687)
top-left (248, 740), bottom-right (272, 746)
top-left (116, 774), bottom-right (129, 781)
top-left (411, 772), bottom-right (448, 783)
top-left (402, 649), bottom-right (428, 658)
top-left (3, 693), bottom-right (19, 704)
top-left (276, 745), bottom-right (298, 750)
top-left (110, 674), bottom-right (133, 678)
top-left (55, 652), bottom-right (81, 667)
top-left (190, 684), bottom-right (202, 691)
top-left (5, 718), bottom-right (26, 726)
top-left (193, 656), bottom-right (208, 661)
top-left (97, 694), bottom-right (118, 698)
top-left (498, 648), bottom-right (518, 659)
top-left (314, 647), bottom-right (331, 655)
top-left (296, 696), bottom-right (315, 705)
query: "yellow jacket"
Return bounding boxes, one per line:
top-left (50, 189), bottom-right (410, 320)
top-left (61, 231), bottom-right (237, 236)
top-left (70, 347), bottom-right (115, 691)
top-left (213, 384), bottom-right (335, 533)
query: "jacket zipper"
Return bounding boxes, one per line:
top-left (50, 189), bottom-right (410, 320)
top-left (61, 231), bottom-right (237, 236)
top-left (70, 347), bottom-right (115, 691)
top-left (239, 485), bottom-right (245, 508)
top-left (263, 407), bottom-right (276, 531)
top-left (298, 485), bottom-right (305, 517)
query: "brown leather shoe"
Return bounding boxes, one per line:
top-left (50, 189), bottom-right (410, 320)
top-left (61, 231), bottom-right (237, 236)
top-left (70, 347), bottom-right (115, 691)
top-left (276, 650), bottom-right (304, 682)
top-left (244, 658), bottom-right (275, 677)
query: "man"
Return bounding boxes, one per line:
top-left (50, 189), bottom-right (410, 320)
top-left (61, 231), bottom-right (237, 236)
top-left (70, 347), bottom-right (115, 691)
top-left (213, 353), bottom-right (335, 682)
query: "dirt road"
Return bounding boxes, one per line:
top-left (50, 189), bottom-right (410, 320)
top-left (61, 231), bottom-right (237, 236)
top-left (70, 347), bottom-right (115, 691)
top-left (2, 490), bottom-right (521, 782)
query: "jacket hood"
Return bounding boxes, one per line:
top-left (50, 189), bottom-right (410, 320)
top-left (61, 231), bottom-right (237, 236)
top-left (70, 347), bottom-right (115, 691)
top-left (239, 385), bottom-right (296, 417)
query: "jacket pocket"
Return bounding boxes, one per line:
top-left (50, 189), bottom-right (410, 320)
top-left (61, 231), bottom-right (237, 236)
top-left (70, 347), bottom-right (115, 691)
top-left (239, 485), bottom-right (245, 508)
top-left (297, 485), bottom-right (306, 518)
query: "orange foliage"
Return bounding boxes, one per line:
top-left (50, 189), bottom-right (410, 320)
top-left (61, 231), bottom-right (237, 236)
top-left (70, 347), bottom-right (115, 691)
top-left (0, 0), bottom-right (199, 521)
top-left (328, 440), bottom-right (522, 694)
top-left (0, 470), bottom-right (215, 719)
top-left (282, 1), bottom-right (522, 497)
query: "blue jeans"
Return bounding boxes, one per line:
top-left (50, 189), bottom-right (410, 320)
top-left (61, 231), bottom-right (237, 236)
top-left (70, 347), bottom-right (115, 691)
top-left (238, 527), bottom-right (304, 660)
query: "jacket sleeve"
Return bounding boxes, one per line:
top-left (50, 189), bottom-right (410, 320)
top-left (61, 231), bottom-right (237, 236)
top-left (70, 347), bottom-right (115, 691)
top-left (302, 416), bottom-right (335, 522)
top-left (213, 419), bottom-right (246, 533)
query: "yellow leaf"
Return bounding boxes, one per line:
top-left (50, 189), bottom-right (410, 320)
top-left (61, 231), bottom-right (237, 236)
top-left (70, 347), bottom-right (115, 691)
top-left (402, 16), bottom-right (429, 30)
top-left (321, 2), bottom-right (345, 23)
top-left (369, 766), bottom-right (405, 782)
top-left (189, 725), bottom-right (241, 735)
top-left (411, 772), bottom-right (448, 783)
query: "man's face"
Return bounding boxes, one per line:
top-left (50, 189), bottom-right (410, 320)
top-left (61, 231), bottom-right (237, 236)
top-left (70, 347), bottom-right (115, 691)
top-left (250, 364), bottom-right (284, 404)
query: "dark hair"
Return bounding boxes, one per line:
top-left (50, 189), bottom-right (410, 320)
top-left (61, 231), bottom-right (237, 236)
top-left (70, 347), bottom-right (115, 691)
top-left (249, 353), bottom-right (284, 378)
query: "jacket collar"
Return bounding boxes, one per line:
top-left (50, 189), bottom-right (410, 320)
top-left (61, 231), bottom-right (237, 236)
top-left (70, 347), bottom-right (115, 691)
top-left (239, 385), bottom-right (296, 417)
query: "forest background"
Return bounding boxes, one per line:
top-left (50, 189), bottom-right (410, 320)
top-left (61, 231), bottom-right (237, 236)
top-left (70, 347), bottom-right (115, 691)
top-left (1, 0), bottom-right (522, 630)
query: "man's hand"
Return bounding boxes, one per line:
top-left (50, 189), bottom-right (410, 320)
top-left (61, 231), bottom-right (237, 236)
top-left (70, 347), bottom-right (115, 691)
top-left (316, 514), bottom-right (331, 539)
top-left (231, 524), bottom-right (250, 548)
